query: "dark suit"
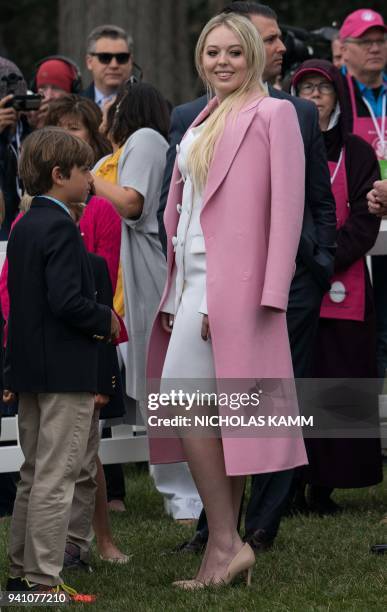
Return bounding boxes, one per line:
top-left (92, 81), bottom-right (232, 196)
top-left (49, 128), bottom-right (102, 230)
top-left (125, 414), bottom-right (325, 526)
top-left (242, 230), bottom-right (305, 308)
top-left (157, 91), bottom-right (336, 542)
top-left (87, 252), bottom-right (124, 419)
top-left (81, 82), bottom-right (96, 102)
top-left (0, 116), bottom-right (31, 240)
top-left (5, 196), bottom-right (111, 393)
top-left (84, 252), bottom-right (126, 508)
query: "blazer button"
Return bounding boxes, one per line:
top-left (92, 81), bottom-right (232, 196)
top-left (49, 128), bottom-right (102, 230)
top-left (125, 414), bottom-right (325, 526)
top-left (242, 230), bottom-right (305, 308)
top-left (172, 236), bottom-right (178, 246)
top-left (177, 204), bottom-right (182, 214)
top-left (176, 144), bottom-right (180, 153)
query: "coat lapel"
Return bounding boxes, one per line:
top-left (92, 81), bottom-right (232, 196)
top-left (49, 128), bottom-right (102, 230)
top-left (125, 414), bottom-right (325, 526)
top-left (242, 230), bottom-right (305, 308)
top-left (164, 95), bottom-right (266, 264)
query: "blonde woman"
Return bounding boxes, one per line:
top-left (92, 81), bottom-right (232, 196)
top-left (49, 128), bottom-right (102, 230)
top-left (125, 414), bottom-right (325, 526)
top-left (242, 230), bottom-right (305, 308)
top-left (147, 13), bottom-right (307, 588)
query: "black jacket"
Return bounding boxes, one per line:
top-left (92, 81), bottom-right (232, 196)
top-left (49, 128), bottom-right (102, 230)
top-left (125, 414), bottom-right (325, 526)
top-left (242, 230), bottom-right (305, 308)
top-left (0, 115), bottom-right (31, 240)
top-left (88, 252), bottom-right (124, 419)
top-left (81, 82), bottom-right (96, 102)
top-left (157, 91), bottom-right (336, 290)
top-left (4, 196), bottom-right (111, 393)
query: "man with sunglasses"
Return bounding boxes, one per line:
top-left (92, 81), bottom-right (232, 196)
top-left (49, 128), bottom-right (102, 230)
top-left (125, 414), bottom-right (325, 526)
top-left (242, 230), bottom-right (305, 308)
top-left (82, 25), bottom-right (134, 108)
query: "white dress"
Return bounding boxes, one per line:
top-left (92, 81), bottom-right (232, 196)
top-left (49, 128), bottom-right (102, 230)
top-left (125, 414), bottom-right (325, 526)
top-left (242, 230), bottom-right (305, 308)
top-left (151, 125), bottom-right (217, 520)
top-left (161, 123), bottom-right (216, 387)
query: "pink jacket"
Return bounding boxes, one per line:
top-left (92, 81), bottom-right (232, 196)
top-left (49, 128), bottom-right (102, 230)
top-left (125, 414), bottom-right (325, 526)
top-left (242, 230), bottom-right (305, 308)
top-left (79, 195), bottom-right (121, 293)
top-left (147, 95), bottom-right (308, 475)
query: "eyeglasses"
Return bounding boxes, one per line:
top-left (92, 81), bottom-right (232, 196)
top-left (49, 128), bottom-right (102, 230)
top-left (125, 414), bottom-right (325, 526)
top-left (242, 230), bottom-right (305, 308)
top-left (345, 37), bottom-right (387, 50)
top-left (298, 82), bottom-right (335, 95)
top-left (89, 52), bottom-right (131, 65)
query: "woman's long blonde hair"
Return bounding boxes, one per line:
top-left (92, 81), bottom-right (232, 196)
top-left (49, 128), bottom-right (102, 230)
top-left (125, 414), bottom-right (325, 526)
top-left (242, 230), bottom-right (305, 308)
top-left (188, 13), bottom-right (267, 192)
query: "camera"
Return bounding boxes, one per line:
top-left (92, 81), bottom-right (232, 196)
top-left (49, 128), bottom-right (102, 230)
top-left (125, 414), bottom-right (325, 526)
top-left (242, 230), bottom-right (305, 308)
top-left (1, 72), bottom-right (42, 110)
top-left (281, 25), bottom-right (336, 76)
top-left (1, 71), bottom-right (23, 98)
top-left (8, 95), bottom-right (42, 111)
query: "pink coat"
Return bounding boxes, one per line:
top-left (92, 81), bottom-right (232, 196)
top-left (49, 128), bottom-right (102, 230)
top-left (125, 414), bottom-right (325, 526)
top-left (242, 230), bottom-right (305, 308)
top-left (147, 95), bottom-right (308, 475)
top-left (79, 195), bottom-right (121, 293)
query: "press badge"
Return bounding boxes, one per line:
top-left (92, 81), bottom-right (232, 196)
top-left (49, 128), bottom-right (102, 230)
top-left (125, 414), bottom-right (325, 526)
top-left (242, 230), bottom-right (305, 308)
top-left (329, 281), bottom-right (347, 304)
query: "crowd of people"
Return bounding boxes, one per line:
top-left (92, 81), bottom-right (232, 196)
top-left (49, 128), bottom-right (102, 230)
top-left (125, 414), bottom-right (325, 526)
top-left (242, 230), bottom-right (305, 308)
top-left (0, 0), bottom-right (386, 598)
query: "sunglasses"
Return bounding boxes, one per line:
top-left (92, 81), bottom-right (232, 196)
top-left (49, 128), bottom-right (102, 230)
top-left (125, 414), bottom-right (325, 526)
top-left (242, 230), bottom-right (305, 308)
top-left (90, 52), bottom-right (131, 65)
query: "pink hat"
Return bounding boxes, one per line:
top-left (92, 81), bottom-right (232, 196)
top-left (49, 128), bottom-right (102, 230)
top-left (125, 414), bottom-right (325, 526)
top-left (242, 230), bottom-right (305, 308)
top-left (339, 9), bottom-right (387, 40)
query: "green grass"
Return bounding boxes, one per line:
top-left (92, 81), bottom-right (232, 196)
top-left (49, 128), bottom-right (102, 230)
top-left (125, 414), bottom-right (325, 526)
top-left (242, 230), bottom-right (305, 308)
top-left (1, 464), bottom-right (386, 612)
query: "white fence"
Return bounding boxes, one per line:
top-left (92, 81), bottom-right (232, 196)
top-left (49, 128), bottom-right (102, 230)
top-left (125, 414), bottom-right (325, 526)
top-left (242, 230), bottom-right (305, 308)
top-left (0, 417), bottom-right (148, 473)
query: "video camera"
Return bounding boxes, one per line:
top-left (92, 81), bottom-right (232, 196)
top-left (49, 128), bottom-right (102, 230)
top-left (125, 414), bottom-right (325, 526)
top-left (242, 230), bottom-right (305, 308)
top-left (0, 73), bottom-right (42, 111)
top-left (281, 25), bottom-right (337, 76)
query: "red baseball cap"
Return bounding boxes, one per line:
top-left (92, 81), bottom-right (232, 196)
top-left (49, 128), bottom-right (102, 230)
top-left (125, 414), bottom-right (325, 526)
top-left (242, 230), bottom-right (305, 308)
top-left (36, 59), bottom-right (75, 93)
top-left (339, 9), bottom-right (387, 40)
top-left (292, 66), bottom-right (333, 90)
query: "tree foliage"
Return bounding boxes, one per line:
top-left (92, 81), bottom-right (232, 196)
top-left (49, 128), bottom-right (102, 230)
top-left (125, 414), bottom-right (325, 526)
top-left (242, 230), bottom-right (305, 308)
top-left (1, 1), bottom-right (386, 103)
top-left (0, 0), bottom-right (57, 84)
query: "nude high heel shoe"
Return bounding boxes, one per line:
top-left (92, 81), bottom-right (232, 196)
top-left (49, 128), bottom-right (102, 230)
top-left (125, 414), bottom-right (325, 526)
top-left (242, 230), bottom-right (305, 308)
top-left (225, 542), bottom-right (255, 586)
top-left (172, 543), bottom-right (255, 590)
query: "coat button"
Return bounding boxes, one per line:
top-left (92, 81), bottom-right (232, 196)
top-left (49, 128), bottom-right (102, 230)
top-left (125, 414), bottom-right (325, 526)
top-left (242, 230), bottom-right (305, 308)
top-left (172, 236), bottom-right (178, 246)
top-left (176, 144), bottom-right (180, 153)
top-left (177, 204), bottom-right (182, 214)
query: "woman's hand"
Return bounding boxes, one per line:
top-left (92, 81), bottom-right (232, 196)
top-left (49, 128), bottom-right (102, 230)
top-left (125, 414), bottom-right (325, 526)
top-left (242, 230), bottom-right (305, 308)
top-left (92, 175), bottom-right (144, 219)
top-left (99, 96), bottom-right (116, 135)
top-left (160, 312), bottom-right (174, 333)
top-left (201, 314), bottom-right (211, 341)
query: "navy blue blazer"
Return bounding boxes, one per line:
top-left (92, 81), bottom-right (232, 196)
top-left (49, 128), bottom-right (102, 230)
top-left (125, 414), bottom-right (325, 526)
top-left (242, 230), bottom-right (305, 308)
top-left (157, 90), bottom-right (336, 290)
top-left (88, 252), bottom-right (124, 419)
top-left (81, 82), bottom-right (96, 101)
top-left (5, 197), bottom-right (111, 393)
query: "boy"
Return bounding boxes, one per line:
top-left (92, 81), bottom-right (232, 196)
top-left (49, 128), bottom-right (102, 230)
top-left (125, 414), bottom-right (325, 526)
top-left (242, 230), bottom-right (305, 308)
top-left (3, 126), bottom-right (120, 593)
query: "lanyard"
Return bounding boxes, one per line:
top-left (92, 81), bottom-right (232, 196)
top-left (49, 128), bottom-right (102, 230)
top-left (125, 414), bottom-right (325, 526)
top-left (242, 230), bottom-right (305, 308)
top-left (330, 149), bottom-right (344, 185)
top-left (9, 123), bottom-right (23, 199)
top-left (38, 195), bottom-right (72, 217)
top-left (361, 93), bottom-right (386, 152)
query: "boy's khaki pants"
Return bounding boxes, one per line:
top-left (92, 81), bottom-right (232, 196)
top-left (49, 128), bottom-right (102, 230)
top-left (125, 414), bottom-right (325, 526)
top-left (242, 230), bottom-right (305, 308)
top-left (8, 392), bottom-right (98, 586)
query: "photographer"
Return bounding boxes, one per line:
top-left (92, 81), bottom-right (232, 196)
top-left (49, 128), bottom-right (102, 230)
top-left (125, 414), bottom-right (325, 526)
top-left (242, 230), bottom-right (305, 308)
top-left (0, 57), bottom-right (31, 239)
